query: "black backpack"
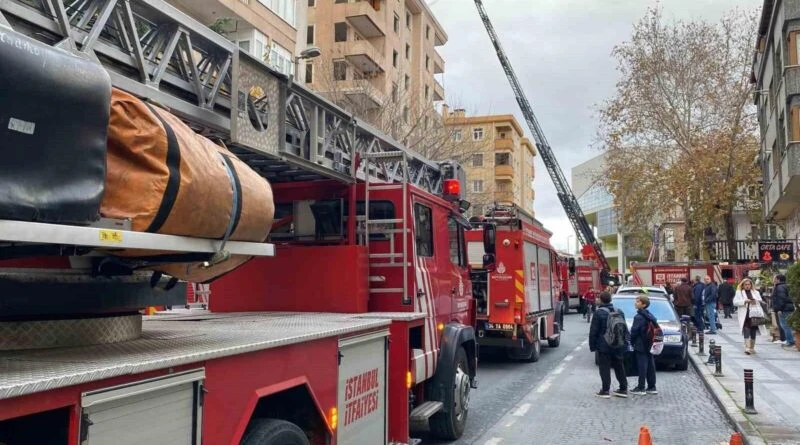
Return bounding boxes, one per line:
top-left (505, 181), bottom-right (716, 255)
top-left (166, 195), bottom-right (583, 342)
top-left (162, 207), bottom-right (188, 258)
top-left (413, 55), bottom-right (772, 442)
top-left (601, 307), bottom-right (629, 349)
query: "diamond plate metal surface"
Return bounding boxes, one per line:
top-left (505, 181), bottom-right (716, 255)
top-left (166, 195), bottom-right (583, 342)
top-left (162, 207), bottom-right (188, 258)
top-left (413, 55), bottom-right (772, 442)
top-left (0, 312), bottom-right (390, 400)
top-left (0, 315), bottom-right (142, 351)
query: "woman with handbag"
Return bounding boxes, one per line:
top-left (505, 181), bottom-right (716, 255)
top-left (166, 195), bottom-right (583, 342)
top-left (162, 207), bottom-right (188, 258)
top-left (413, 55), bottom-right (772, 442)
top-left (733, 278), bottom-right (767, 355)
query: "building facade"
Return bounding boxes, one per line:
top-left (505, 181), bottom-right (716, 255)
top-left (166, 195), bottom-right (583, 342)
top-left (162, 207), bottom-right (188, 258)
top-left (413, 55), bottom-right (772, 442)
top-left (752, 0), bottom-right (800, 248)
top-left (304, 0), bottom-right (447, 114)
top-left (443, 108), bottom-right (536, 216)
top-left (166, 0), bottom-right (306, 78)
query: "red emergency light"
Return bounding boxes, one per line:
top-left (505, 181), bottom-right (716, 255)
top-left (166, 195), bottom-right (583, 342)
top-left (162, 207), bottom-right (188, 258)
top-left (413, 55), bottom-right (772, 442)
top-left (443, 179), bottom-right (460, 200)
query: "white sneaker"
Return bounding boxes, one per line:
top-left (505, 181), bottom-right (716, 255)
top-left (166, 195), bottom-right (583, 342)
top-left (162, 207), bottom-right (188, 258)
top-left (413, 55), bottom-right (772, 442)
top-left (772, 339), bottom-right (783, 344)
top-left (781, 341), bottom-right (789, 346)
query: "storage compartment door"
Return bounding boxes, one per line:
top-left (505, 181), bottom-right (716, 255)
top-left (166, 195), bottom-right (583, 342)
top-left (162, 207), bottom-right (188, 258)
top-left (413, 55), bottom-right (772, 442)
top-left (338, 331), bottom-right (389, 445)
top-left (81, 370), bottom-right (204, 445)
top-left (537, 246), bottom-right (553, 312)
top-left (524, 242), bottom-right (541, 314)
top-left (467, 241), bottom-right (485, 269)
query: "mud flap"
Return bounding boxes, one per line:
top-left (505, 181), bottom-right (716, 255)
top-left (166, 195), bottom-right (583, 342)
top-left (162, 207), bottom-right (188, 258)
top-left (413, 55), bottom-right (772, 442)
top-left (427, 323), bottom-right (476, 411)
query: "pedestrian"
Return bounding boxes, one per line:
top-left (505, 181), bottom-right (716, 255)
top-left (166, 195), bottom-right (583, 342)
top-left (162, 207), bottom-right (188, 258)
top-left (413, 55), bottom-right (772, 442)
top-left (629, 295), bottom-right (658, 395)
top-left (664, 281), bottom-right (674, 300)
top-left (718, 279), bottom-right (735, 319)
top-left (733, 278), bottom-right (767, 355)
top-left (582, 287), bottom-right (597, 320)
top-left (589, 291), bottom-right (629, 398)
top-left (673, 277), bottom-right (693, 318)
top-left (771, 274), bottom-right (796, 349)
top-left (692, 276), bottom-right (706, 331)
top-left (703, 276), bottom-right (719, 334)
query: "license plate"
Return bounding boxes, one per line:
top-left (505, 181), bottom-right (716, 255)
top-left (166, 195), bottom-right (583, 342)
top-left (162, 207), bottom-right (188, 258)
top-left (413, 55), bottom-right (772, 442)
top-left (487, 323), bottom-right (515, 331)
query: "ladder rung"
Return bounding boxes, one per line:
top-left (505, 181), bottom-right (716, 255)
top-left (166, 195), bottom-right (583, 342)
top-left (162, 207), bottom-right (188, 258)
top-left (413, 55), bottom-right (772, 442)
top-left (368, 185), bottom-right (404, 191)
top-left (370, 253), bottom-right (403, 258)
top-left (360, 229), bottom-right (409, 234)
top-left (370, 263), bottom-right (411, 268)
top-left (367, 219), bottom-right (403, 224)
top-left (369, 276), bottom-right (386, 282)
top-left (369, 288), bottom-right (404, 293)
top-left (363, 151), bottom-right (405, 160)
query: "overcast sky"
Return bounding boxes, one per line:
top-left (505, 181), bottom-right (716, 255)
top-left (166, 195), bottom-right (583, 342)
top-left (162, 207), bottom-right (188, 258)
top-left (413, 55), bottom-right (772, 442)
top-left (428, 0), bottom-right (763, 252)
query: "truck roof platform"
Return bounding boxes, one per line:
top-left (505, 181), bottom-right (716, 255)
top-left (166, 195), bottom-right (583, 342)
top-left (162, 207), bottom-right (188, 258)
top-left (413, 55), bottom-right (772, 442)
top-left (0, 312), bottom-right (416, 400)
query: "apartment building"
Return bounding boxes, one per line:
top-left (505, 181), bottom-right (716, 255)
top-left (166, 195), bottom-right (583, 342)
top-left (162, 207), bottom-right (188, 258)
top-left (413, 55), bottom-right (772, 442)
top-left (443, 108), bottom-right (536, 217)
top-left (166, 0), bottom-right (306, 77)
top-left (304, 0), bottom-right (447, 115)
top-left (752, 0), bottom-right (800, 245)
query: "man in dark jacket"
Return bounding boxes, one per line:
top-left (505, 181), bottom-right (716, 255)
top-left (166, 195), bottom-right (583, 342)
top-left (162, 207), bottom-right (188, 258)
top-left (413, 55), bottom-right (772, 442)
top-left (703, 275), bottom-right (719, 334)
top-left (692, 276), bottom-right (706, 331)
top-left (630, 295), bottom-right (658, 395)
top-left (589, 291), bottom-right (628, 398)
top-left (772, 275), bottom-right (796, 348)
top-left (718, 279), bottom-right (736, 319)
top-left (674, 278), bottom-right (693, 318)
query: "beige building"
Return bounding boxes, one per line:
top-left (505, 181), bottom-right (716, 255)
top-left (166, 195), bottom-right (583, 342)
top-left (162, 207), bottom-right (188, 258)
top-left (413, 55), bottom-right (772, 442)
top-left (443, 108), bottom-right (536, 217)
top-left (166, 0), bottom-right (306, 78)
top-left (304, 0), bottom-right (447, 115)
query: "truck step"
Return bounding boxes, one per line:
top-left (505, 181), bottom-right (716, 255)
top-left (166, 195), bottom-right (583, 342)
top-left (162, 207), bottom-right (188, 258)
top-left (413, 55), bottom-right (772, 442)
top-left (409, 401), bottom-right (444, 430)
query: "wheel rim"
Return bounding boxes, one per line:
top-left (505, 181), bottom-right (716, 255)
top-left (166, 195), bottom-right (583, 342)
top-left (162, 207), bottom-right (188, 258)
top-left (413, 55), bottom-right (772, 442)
top-left (453, 364), bottom-right (470, 422)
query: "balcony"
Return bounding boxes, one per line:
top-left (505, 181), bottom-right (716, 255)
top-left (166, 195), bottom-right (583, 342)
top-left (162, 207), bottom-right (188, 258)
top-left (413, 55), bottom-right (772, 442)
top-left (432, 49), bottom-right (444, 74)
top-left (339, 80), bottom-right (384, 110)
top-left (495, 165), bottom-right (514, 179)
top-left (494, 191), bottom-right (515, 203)
top-left (765, 141), bottom-right (800, 218)
top-left (340, 1), bottom-right (386, 38)
top-left (334, 40), bottom-right (385, 74)
top-left (495, 138), bottom-right (514, 151)
top-left (706, 240), bottom-right (759, 262)
top-left (433, 79), bottom-right (444, 101)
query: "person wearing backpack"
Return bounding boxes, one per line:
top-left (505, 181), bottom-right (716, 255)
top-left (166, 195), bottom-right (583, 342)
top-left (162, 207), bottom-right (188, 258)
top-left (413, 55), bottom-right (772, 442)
top-left (589, 291), bottom-right (629, 398)
top-left (629, 295), bottom-right (659, 395)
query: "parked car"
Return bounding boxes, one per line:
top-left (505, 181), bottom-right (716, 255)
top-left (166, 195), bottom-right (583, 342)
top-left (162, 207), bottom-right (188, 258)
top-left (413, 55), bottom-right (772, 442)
top-left (595, 293), bottom-right (689, 372)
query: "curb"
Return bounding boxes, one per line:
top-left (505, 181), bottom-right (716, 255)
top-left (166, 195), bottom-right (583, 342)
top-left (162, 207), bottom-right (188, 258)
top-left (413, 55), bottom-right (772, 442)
top-left (688, 349), bottom-right (765, 445)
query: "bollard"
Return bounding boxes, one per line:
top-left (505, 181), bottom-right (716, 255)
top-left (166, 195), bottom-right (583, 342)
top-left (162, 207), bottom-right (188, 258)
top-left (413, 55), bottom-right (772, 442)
top-left (698, 330), bottom-right (705, 356)
top-left (743, 369), bottom-right (757, 414)
top-left (707, 340), bottom-right (717, 364)
top-left (714, 344), bottom-right (723, 377)
top-left (729, 432), bottom-right (744, 445)
top-left (690, 323), bottom-right (698, 347)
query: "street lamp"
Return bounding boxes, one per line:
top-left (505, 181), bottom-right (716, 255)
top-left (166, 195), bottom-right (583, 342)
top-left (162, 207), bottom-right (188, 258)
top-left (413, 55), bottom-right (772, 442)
top-left (294, 46), bottom-right (322, 82)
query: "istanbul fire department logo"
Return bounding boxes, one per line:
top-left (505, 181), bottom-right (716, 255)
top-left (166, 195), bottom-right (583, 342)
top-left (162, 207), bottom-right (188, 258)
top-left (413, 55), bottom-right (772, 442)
top-left (496, 262), bottom-right (506, 274)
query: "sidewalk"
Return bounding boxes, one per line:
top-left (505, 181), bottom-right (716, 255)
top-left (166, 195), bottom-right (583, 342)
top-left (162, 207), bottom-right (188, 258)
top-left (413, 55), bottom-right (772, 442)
top-left (688, 315), bottom-right (800, 445)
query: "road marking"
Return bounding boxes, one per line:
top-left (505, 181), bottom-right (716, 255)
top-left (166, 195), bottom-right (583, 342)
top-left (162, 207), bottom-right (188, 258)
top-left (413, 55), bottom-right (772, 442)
top-left (484, 438), bottom-right (503, 445)
top-left (511, 403), bottom-right (530, 417)
top-left (536, 378), bottom-right (553, 393)
top-left (552, 364), bottom-right (565, 375)
top-left (504, 418), bottom-right (518, 427)
top-left (564, 354), bottom-right (574, 361)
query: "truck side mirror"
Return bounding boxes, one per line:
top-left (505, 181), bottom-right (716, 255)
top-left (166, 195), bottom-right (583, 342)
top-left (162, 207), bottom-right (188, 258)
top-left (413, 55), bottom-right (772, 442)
top-left (483, 224), bottom-right (496, 255)
top-left (483, 253), bottom-right (496, 270)
top-left (568, 257), bottom-right (576, 276)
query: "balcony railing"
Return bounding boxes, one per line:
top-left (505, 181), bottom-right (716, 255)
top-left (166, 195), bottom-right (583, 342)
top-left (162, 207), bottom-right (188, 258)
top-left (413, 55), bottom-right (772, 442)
top-left (341, 0), bottom-right (385, 38)
top-left (433, 78), bottom-right (444, 101)
top-left (495, 164), bottom-right (514, 179)
top-left (333, 40), bottom-right (385, 74)
top-left (495, 138), bottom-right (513, 151)
top-left (432, 49), bottom-right (444, 74)
top-left (706, 239), bottom-right (759, 262)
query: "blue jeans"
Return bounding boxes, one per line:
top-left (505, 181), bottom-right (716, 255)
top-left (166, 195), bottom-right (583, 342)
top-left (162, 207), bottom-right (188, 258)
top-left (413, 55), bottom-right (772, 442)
top-left (706, 303), bottom-right (717, 333)
top-left (635, 351), bottom-right (656, 390)
top-left (778, 312), bottom-right (796, 345)
top-left (694, 306), bottom-right (705, 331)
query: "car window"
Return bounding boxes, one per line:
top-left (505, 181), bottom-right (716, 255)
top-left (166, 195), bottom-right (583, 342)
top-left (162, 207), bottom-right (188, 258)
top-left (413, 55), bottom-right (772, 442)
top-left (617, 288), bottom-right (667, 296)
top-left (612, 297), bottom-right (676, 323)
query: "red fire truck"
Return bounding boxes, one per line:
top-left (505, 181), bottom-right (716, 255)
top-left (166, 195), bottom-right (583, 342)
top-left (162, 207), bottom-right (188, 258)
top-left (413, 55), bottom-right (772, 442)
top-left (0, 2), bottom-right (483, 444)
top-left (556, 256), bottom-right (602, 312)
top-left (466, 206), bottom-right (563, 361)
top-left (631, 261), bottom-right (762, 286)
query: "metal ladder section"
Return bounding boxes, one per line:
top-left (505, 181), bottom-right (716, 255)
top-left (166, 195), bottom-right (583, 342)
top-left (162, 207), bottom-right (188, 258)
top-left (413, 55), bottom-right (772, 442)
top-left (361, 151), bottom-right (412, 306)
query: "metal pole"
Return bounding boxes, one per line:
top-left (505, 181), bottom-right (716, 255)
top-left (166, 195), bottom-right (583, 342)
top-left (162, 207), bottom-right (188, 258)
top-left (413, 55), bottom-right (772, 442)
top-left (744, 369), bottom-right (757, 414)
top-left (690, 321), bottom-right (697, 347)
top-left (707, 339), bottom-right (716, 364)
top-left (698, 331), bottom-right (705, 356)
top-left (714, 345), bottom-right (723, 377)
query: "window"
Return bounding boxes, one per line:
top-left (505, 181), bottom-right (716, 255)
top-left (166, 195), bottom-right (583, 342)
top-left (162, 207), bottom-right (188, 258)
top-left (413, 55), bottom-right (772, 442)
top-left (305, 63), bottom-right (313, 83)
top-left (404, 75), bottom-right (410, 90)
top-left (335, 0), bottom-right (347, 2)
top-left (334, 22), bottom-right (347, 42)
top-left (448, 217), bottom-right (466, 267)
top-left (238, 40), bottom-right (251, 53)
top-left (425, 24), bottom-right (430, 39)
top-left (425, 55), bottom-right (430, 71)
top-left (306, 25), bottom-right (314, 45)
top-left (405, 43), bottom-right (410, 59)
top-left (472, 153), bottom-right (483, 166)
top-left (393, 13), bottom-right (399, 33)
top-left (495, 153), bottom-right (510, 165)
top-left (392, 82), bottom-right (398, 102)
top-left (472, 180), bottom-right (483, 193)
top-left (333, 60), bottom-right (347, 81)
top-left (472, 127), bottom-right (484, 141)
top-left (452, 129), bottom-right (462, 141)
top-left (393, 50), bottom-right (398, 67)
top-left (268, 43), bottom-right (294, 76)
top-left (403, 106), bottom-right (409, 122)
top-left (257, 0), bottom-right (296, 27)
top-left (406, 11), bottom-right (411, 29)
top-left (424, 85), bottom-right (429, 100)
top-left (308, 0), bottom-right (315, 6)
top-left (414, 203), bottom-right (433, 257)
top-left (240, 30), bottom-right (267, 61)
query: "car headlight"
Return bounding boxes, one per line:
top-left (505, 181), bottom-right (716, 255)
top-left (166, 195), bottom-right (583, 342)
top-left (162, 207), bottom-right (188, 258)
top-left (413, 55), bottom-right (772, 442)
top-left (664, 335), bottom-right (682, 344)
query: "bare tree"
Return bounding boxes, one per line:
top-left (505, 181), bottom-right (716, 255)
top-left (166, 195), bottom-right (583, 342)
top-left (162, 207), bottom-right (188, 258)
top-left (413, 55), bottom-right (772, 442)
top-left (597, 7), bottom-right (761, 260)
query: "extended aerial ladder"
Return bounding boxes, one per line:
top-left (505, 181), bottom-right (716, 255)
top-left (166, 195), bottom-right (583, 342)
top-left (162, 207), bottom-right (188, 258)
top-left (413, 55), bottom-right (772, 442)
top-left (473, 0), bottom-right (611, 276)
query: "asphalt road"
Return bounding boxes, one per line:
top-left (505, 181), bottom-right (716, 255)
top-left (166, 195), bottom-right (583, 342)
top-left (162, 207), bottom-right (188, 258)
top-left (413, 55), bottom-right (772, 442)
top-left (422, 311), bottom-right (736, 445)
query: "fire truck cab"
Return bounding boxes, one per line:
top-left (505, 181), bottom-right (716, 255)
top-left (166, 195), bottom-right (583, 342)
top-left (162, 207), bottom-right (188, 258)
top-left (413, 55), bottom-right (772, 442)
top-left (466, 205), bottom-right (563, 362)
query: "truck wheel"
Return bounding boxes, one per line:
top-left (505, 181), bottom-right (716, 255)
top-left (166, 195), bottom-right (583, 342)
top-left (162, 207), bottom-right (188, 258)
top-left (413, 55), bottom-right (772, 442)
top-left (548, 334), bottom-right (560, 348)
top-left (241, 419), bottom-right (309, 445)
top-left (429, 347), bottom-right (470, 440)
top-left (507, 331), bottom-right (540, 362)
